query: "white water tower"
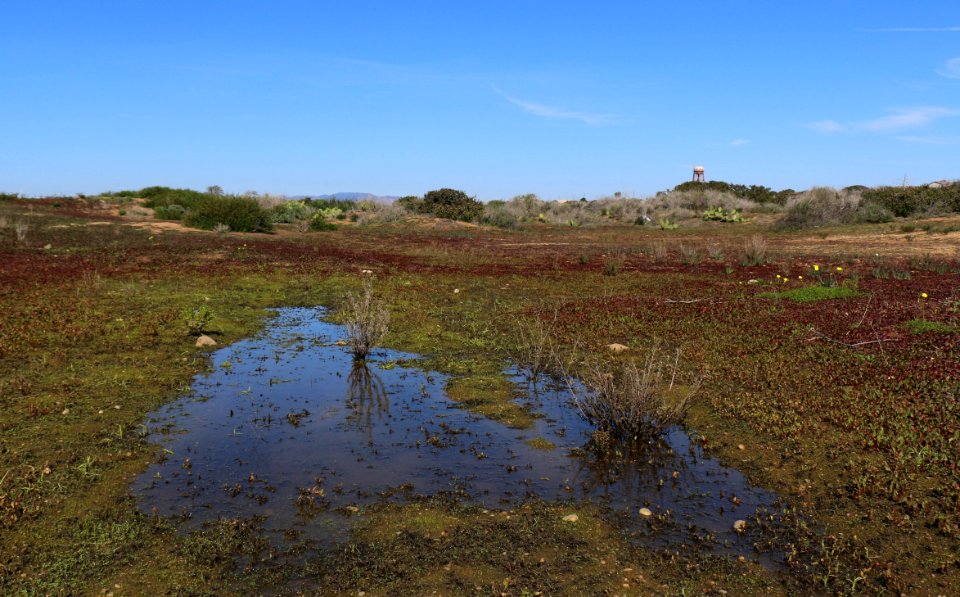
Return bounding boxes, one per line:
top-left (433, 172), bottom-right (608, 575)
top-left (693, 165), bottom-right (705, 182)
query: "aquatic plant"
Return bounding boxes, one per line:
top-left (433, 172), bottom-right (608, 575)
top-left (563, 345), bottom-right (697, 442)
top-left (340, 281), bottom-right (390, 361)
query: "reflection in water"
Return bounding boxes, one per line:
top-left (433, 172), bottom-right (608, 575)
top-left (135, 307), bottom-right (784, 565)
top-left (345, 362), bottom-right (389, 436)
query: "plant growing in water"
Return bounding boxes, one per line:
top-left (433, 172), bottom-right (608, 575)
top-left (562, 344), bottom-right (697, 443)
top-left (340, 281), bottom-right (390, 361)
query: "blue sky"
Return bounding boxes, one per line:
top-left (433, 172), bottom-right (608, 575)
top-left (1, 2), bottom-right (958, 200)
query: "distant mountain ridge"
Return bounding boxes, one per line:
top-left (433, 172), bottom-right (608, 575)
top-left (287, 192), bottom-right (400, 202)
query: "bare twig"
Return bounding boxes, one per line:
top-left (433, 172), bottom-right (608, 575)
top-left (804, 326), bottom-right (899, 348)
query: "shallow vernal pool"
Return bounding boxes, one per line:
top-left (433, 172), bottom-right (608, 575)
top-left (135, 307), bottom-right (782, 562)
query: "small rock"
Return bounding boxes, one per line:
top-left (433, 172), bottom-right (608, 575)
top-left (638, 507), bottom-right (652, 517)
top-left (345, 505), bottom-right (359, 513)
top-left (453, 288), bottom-right (460, 294)
top-left (747, 279), bottom-right (759, 285)
top-left (62, 408), bottom-right (70, 415)
top-left (606, 343), bottom-right (629, 353)
top-left (334, 340), bottom-right (348, 346)
top-left (43, 244), bottom-right (52, 250)
top-left (195, 335), bottom-right (217, 348)
top-left (733, 519), bottom-right (747, 532)
top-left (562, 513), bottom-right (578, 523)
top-left (737, 443), bottom-right (746, 450)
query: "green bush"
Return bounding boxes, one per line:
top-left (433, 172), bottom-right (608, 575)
top-left (419, 188), bottom-right (483, 222)
top-left (673, 181), bottom-right (791, 205)
top-left (855, 202), bottom-right (894, 224)
top-left (861, 185), bottom-right (960, 217)
top-left (154, 204), bottom-right (186, 220)
top-left (139, 186), bottom-right (209, 210)
top-left (303, 197), bottom-right (356, 212)
top-left (309, 213), bottom-right (337, 231)
top-left (395, 195), bottom-right (423, 213)
top-left (183, 196), bottom-right (273, 233)
top-left (271, 200), bottom-right (311, 223)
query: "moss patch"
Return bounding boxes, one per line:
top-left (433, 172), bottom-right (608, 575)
top-left (524, 437), bottom-right (557, 450)
top-left (445, 373), bottom-right (535, 428)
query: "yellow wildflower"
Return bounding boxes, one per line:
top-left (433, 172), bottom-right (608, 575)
top-left (813, 264), bottom-right (820, 272)
top-left (921, 292), bottom-right (928, 299)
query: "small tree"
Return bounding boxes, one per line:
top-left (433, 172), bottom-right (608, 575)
top-left (207, 185), bottom-right (224, 197)
top-left (420, 188), bottom-right (482, 222)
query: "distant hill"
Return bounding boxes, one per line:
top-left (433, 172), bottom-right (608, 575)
top-left (288, 192), bottom-right (400, 202)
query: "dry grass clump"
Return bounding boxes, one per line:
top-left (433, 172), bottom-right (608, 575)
top-left (512, 305), bottom-right (561, 380)
top-left (651, 240), bottom-right (669, 262)
top-left (678, 243), bottom-right (702, 265)
top-left (563, 345), bottom-right (697, 441)
top-left (741, 234), bottom-right (770, 266)
top-left (341, 281), bottom-right (390, 361)
top-left (355, 203), bottom-right (409, 225)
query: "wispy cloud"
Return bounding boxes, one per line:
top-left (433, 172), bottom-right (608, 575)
top-left (494, 88), bottom-right (613, 125)
top-left (806, 120), bottom-right (847, 133)
top-left (807, 107), bottom-right (958, 134)
top-left (895, 134), bottom-right (960, 145)
top-left (859, 27), bottom-right (960, 32)
top-left (860, 107), bottom-right (956, 131)
top-left (938, 57), bottom-right (960, 79)
top-left (729, 139), bottom-right (750, 147)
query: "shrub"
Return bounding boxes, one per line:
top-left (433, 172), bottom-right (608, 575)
top-left (479, 203), bottom-right (521, 228)
top-left (775, 187), bottom-right (859, 230)
top-left (139, 186), bottom-right (208, 210)
top-left (673, 180), bottom-right (791, 205)
top-left (339, 282), bottom-right (390, 361)
top-left (270, 200), bottom-right (311, 223)
top-left (855, 202), bottom-right (894, 224)
top-left (309, 213), bottom-right (337, 231)
top-left (183, 196), bottom-right (273, 233)
top-left (395, 196), bottom-right (423, 213)
top-left (564, 346), bottom-right (697, 441)
top-left (303, 197), bottom-right (356, 212)
top-left (419, 188), bottom-right (483, 222)
top-left (153, 204), bottom-right (186, 220)
top-left (355, 204), bottom-right (409, 225)
top-left (862, 185), bottom-right (960, 217)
